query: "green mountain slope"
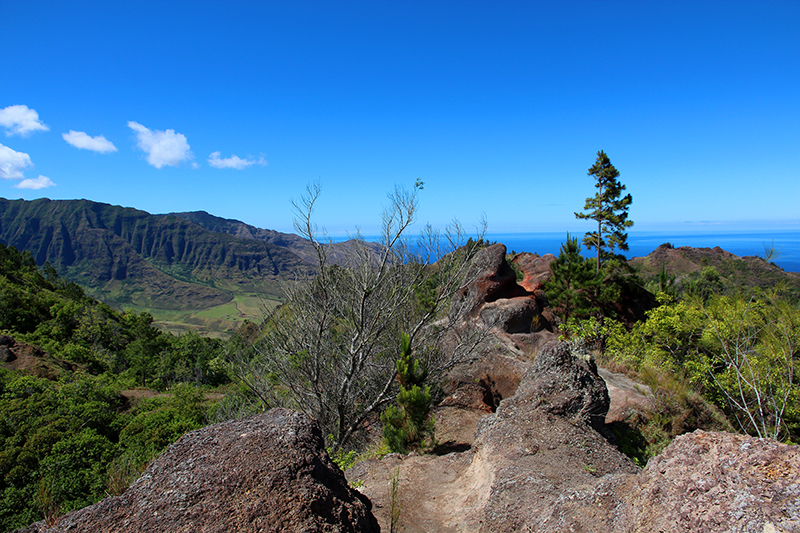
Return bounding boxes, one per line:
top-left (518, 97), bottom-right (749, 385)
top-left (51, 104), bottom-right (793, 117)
top-left (630, 243), bottom-right (800, 299)
top-left (0, 198), bottom-right (312, 313)
top-left (172, 210), bottom-right (384, 266)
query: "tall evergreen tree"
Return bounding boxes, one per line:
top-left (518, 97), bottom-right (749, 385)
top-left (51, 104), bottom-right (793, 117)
top-left (575, 151), bottom-right (633, 272)
top-left (544, 234), bottom-right (599, 320)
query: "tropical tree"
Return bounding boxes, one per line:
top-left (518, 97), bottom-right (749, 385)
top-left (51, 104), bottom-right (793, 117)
top-left (575, 150), bottom-right (633, 272)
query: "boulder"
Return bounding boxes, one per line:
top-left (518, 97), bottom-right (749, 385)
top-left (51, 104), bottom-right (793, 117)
top-left (522, 341), bottom-right (610, 432)
top-left (456, 243), bottom-right (527, 313)
top-left (606, 430), bottom-right (800, 532)
top-left (478, 296), bottom-right (541, 334)
top-left (20, 409), bottom-right (379, 533)
top-left (597, 367), bottom-right (652, 424)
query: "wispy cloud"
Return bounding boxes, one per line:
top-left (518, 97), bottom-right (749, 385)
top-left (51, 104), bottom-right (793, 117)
top-left (0, 105), bottom-right (49, 137)
top-left (63, 130), bottom-right (117, 153)
top-left (208, 151), bottom-right (267, 170)
top-left (15, 175), bottom-right (55, 189)
top-left (128, 121), bottom-right (194, 168)
top-left (0, 143), bottom-right (34, 179)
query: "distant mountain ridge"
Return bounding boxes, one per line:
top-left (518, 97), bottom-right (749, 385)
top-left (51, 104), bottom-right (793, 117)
top-left (171, 210), bottom-right (384, 267)
top-left (630, 242), bottom-right (800, 299)
top-left (0, 198), bottom-right (313, 310)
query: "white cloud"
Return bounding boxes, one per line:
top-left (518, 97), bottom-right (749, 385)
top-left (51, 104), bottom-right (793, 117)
top-left (0, 143), bottom-right (33, 179)
top-left (208, 151), bottom-right (267, 170)
top-left (15, 175), bottom-right (55, 190)
top-left (128, 121), bottom-right (194, 168)
top-left (0, 105), bottom-right (49, 137)
top-left (63, 130), bottom-right (117, 153)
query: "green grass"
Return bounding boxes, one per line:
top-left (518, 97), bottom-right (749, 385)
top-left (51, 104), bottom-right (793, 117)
top-left (125, 293), bottom-right (281, 338)
top-left (196, 294), bottom-right (278, 320)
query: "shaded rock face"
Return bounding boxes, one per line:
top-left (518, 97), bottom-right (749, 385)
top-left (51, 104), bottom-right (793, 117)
top-left (21, 409), bottom-right (379, 533)
top-left (444, 243), bottom-right (558, 420)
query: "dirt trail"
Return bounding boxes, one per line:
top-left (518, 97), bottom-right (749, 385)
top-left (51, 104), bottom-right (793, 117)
top-left (348, 448), bottom-right (492, 532)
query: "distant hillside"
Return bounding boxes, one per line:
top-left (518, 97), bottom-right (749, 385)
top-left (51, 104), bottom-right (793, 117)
top-left (0, 198), bottom-right (312, 313)
top-left (172, 210), bottom-right (383, 267)
top-left (630, 243), bottom-right (800, 299)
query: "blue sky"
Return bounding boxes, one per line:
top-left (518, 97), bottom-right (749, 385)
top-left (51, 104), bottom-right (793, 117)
top-left (1, 1), bottom-right (798, 236)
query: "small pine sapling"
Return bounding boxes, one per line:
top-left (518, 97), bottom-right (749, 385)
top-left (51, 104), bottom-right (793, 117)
top-left (381, 333), bottom-right (434, 453)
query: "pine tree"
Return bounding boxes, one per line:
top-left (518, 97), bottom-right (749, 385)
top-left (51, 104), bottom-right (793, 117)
top-left (544, 234), bottom-right (599, 320)
top-left (575, 151), bottom-right (633, 272)
top-left (381, 333), bottom-right (434, 453)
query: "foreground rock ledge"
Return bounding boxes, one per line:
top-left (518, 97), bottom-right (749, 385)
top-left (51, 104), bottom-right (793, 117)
top-left (348, 342), bottom-right (800, 533)
top-left (18, 409), bottom-right (379, 533)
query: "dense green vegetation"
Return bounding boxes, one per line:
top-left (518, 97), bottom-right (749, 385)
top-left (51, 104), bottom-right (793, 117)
top-left (552, 260), bottom-right (800, 461)
top-left (0, 242), bottom-right (229, 531)
top-left (546, 154), bottom-right (799, 462)
top-left (604, 291), bottom-right (799, 442)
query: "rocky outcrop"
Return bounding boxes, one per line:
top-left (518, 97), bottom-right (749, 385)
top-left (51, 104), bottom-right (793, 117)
top-left (349, 340), bottom-right (800, 532)
top-left (510, 251), bottom-right (556, 292)
top-left (348, 341), bottom-right (639, 532)
top-left (346, 246), bottom-right (800, 532)
top-left (19, 409), bottom-right (379, 533)
top-left (443, 243), bottom-right (558, 416)
top-left (471, 342), bottom-right (638, 532)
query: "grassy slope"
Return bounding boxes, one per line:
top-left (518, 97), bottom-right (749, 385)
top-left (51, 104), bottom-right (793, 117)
top-left (132, 294), bottom-right (281, 337)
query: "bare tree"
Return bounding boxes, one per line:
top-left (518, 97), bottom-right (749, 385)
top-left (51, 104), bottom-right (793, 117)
top-left (228, 183), bottom-right (490, 451)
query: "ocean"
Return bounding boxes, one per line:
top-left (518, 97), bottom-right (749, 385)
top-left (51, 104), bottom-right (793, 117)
top-left (488, 230), bottom-right (800, 274)
top-left (333, 229), bottom-right (800, 273)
